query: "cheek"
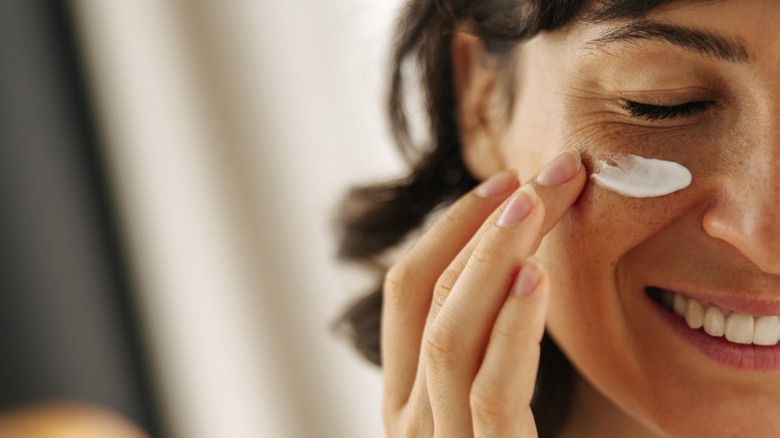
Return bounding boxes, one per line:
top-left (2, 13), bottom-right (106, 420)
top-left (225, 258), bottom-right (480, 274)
top-left (538, 186), bottom-right (639, 363)
top-left (536, 176), bottom-right (708, 418)
top-left (536, 197), bottom-right (647, 421)
top-left (538, 170), bottom-right (705, 336)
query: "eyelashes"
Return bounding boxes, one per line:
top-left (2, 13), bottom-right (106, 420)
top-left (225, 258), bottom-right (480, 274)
top-left (622, 100), bottom-right (714, 121)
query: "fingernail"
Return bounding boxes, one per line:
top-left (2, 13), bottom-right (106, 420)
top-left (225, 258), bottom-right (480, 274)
top-left (497, 185), bottom-right (537, 227)
top-left (512, 258), bottom-right (543, 297)
top-left (475, 171), bottom-right (515, 198)
top-left (535, 149), bottom-right (581, 186)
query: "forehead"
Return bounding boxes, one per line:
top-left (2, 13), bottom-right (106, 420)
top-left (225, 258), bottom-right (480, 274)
top-left (560, 1), bottom-right (780, 59)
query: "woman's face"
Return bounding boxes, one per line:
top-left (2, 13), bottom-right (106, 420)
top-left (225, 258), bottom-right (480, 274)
top-left (477, 0), bottom-right (780, 436)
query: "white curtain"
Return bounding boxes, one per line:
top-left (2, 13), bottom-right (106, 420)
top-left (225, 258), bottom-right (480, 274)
top-left (71, 1), bottom-right (404, 437)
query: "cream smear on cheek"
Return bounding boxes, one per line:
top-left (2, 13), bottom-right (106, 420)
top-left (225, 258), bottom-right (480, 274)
top-left (591, 154), bottom-right (692, 198)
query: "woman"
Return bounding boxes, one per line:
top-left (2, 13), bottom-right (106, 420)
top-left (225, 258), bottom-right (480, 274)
top-left (338, 0), bottom-right (780, 436)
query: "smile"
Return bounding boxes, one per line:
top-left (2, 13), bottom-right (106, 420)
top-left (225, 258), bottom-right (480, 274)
top-left (648, 287), bottom-right (780, 346)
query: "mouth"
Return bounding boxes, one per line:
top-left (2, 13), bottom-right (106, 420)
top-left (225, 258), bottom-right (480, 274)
top-left (646, 286), bottom-right (780, 347)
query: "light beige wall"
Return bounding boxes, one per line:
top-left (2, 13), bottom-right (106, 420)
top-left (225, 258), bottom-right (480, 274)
top-left (71, 1), bottom-right (403, 437)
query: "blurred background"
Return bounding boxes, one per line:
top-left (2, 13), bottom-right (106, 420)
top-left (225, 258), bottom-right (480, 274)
top-left (0, 0), bottom-right (405, 436)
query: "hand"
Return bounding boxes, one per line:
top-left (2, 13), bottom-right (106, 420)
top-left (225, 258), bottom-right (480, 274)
top-left (381, 149), bottom-right (586, 437)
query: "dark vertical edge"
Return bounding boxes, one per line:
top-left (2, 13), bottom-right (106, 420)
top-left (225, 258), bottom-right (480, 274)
top-left (48, 3), bottom-right (167, 437)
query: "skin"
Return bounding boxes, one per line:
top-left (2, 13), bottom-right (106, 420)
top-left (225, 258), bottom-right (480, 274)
top-left (383, 1), bottom-right (780, 437)
top-left (0, 403), bottom-right (149, 438)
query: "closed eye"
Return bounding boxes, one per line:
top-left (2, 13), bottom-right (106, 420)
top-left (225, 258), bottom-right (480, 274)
top-left (623, 101), bottom-right (714, 121)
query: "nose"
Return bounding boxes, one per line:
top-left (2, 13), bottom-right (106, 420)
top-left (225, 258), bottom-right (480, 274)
top-left (702, 153), bottom-right (780, 275)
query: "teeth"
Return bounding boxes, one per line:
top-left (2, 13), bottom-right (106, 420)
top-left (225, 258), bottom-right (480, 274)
top-left (658, 289), bottom-right (780, 346)
top-left (673, 293), bottom-right (687, 317)
top-left (753, 316), bottom-right (780, 346)
top-left (703, 306), bottom-right (725, 337)
top-left (725, 313), bottom-right (754, 344)
top-left (684, 300), bottom-right (704, 329)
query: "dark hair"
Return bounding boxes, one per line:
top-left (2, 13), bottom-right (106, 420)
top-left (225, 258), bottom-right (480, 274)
top-left (337, 0), bottom-right (671, 436)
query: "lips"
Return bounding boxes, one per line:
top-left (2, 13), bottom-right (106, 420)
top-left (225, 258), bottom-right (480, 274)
top-left (645, 286), bottom-right (780, 371)
top-left (648, 287), bottom-right (780, 346)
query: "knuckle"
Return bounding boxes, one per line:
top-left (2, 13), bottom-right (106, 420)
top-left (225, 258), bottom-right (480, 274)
top-left (383, 386), bottom-right (434, 437)
top-left (431, 268), bottom-right (458, 309)
top-left (389, 400), bottom-right (434, 438)
top-left (423, 323), bottom-right (460, 368)
top-left (398, 411), bottom-right (432, 438)
top-left (384, 259), bottom-right (415, 298)
top-left (470, 383), bottom-right (514, 424)
top-left (470, 242), bottom-right (506, 266)
top-left (430, 287), bottom-right (449, 315)
top-left (492, 319), bottom-right (525, 344)
top-left (496, 321), bottom-right (544, 359)
top-left (398, 421), bottom-right (419, 438)
top-left (398, 419), bottom-right (423, 438)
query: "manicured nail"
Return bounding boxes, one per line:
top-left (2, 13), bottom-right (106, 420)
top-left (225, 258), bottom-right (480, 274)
top-left (497, 185), bottom-right (537, 227)
top-left (475, 171), bottom-right (516, 198)
top-left (512, 258), bottom-right (543, 297)
top-left (535, 149), bottom-right (582, 186)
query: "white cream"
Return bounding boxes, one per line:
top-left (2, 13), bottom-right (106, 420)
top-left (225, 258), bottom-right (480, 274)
top-left (591, 154), bottom-right (692, 198)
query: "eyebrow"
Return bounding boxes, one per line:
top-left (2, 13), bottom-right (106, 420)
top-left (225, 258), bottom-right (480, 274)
top-left (586, 20), bottom-right (749, 63)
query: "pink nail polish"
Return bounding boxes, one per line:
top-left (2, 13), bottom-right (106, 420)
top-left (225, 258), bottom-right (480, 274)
top-left (496, 185), bottom-right (537, 227)
top-left (535, 149), bottom-right (581, 186)
top-left (513, 260), bottom-right (543, 297)
top-left (475, 171), bottom-right (515, 198)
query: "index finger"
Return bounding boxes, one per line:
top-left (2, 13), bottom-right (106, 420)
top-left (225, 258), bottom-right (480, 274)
top-left (531, 148), bottom-right (587, 241)
top-left (422, 150), bottom-right (586, 433)
top-left (426, 148), bottom-right (586, 326)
